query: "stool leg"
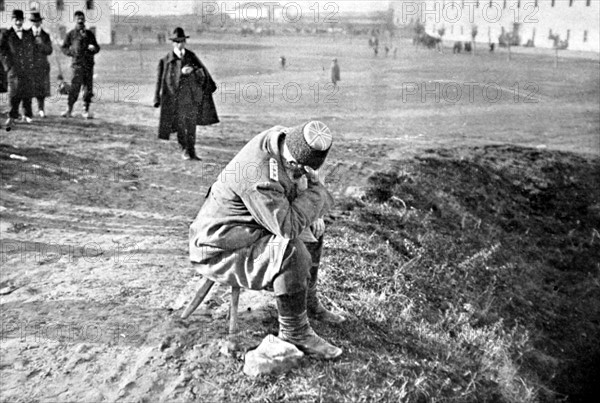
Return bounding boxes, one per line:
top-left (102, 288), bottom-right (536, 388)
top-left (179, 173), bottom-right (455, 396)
top-left (181, 278), bottom-right (215, 319)
top-left (229, 287), bottom-right (241, 337)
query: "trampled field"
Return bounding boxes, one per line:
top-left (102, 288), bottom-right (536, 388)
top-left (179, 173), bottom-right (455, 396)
top-left (0, 34), bottom-right (599, 402)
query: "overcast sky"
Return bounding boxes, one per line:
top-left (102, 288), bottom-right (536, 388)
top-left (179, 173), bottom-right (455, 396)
top-left (131, 1), bottom-right (390, 16)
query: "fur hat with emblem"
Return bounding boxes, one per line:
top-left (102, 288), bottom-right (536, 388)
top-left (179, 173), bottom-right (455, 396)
top-left (284, 121), bottom-right (333, 170)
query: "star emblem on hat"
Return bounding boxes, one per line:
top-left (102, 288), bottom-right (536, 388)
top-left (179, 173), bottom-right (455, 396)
top-left (303, 121), bottom-right (332, 151)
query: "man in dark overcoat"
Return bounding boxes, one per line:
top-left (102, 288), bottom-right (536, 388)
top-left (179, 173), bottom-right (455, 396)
top-left (30, 11), bottom-right (53, 118)
top-left (0, 10), bottom-right (35, 126)
top-left (154, 27), bottom-right (219, 161)
top-left (61, 10), bottom-right (100, 119)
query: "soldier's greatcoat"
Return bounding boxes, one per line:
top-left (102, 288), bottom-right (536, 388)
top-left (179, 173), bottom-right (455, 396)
top-left (189, 126), bottom-right (333, 290)
top-left (154, 49), bottom-right (219, 140)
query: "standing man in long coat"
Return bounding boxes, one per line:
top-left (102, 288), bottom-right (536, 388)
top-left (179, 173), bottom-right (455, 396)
top-left (154, 27), bottom-right (219, 161)
top-left (0, 10), bottom-right (35, 126)
top-left (330, 58), bottom-right (340, 88)
top-left (30, 11), bottom-right (53, 118)
top-left (61, 10), bottom-right (100, 119)
top-left (189, 121), bottom-right (345, 359)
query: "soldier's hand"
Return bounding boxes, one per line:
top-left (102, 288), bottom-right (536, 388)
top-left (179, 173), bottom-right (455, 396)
top-left (304, 166), bottom-right (322, 184)
top-left (311, 218), bottom-right (325, 239)
top-left (181, 66), bottom-right (194, 75)
top-left (88, 44), bottom-right (96, 51)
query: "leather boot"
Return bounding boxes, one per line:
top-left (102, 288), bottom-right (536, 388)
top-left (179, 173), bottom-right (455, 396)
top-left (276, 291), bottom-right (342, 359)
top-left (307, 270), bottom-right (346, 324)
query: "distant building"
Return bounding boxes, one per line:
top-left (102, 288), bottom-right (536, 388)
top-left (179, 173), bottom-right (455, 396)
top-left (0, 0), bottom-right (112, 44)
top-left (389, 0), bottom-right (600, 52)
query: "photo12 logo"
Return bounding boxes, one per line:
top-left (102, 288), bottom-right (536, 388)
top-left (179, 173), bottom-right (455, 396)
top-left (2, 1), bottom-right (105, 24)
top-left (0, 240), bottom-right (140, 265)
top-left (1, 320), bottom-right (141, 345)
top-left (399, 1), bottom-right (539, 25)
top-left (220, 81), bottom-right (339, 104)
top-left (401, 81), bottom-right (541, 104)
top-left (199, 1), bottom-right (340, 24)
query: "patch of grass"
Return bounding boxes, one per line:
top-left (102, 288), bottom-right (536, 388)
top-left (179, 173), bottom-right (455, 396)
top-left (318, 145), bottom-right (599, 402)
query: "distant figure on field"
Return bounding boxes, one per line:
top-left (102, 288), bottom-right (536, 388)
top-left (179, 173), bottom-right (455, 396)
top-left (56, 74), bottom-right (71, 95)
top-left (330, 58), bottom-right (340, 87)
top-left (453, 41), bottom-right (463, 54)
top-left (0, 9), bottom-right (35, 126)
top-left (30, 11), bottom-right (53, 118)
top-left (280, 55), bottom-right (286, 69)
top-left (154, 27), bottom-right (219, 161)
top-left (61, 10), bottom-right (100, 119)
top-left (371, 36), bottom-right (379, 56)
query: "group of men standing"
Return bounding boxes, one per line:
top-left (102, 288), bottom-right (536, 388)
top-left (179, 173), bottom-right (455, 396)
top-left (0, 9), bottom-right (100, 126)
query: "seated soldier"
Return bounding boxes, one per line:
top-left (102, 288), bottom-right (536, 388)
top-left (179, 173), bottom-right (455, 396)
top-left (189, 121), bottom-right (345, 359)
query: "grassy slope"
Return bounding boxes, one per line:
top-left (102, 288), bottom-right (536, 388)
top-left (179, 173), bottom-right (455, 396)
top-left (192, 145), bottom-right (598, 403)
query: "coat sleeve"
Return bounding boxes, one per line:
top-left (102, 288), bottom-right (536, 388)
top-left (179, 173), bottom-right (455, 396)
top-left (61, 32), bottom-right (72, 57)
top-left (187, 52), bottom-right (206, 87)
top-left (193, 54), bottom-right (217, 94)
top-left (0, 32), bottom-right (11, 71)
top-left (89, 31), bottom-right (100, 54)
top-left (154, 59), bottom-right (164, 106)
top-left (193, 55), bottom-right (217, 94)
top-left (37, 33), bottom-right (53, 56)
top-left (241, 180), bottom-right (333, 240)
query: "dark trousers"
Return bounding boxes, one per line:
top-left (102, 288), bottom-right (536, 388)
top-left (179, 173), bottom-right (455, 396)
top-left (68, 66), bottom-right (94, 110)
top-left (272, 237), bottom-right (322, 296)
top-left (36, 97), bottom-right (45, 111)
top-left (9, 95), bottom-right (32, 119)
top-left (175, 101), bottom-right (198, 156)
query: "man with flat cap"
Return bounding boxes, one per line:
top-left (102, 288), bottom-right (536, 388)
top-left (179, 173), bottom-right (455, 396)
top-left (189, 121), bottom-right (345, 359)
top-left (0, 9), bottom-right (35, 126)
top-left (154, 27), bottom-right (219, 161)
top-left (61, 10), bottom-right (100, 119)
top-left (30, 11), bottom-right (53, 118)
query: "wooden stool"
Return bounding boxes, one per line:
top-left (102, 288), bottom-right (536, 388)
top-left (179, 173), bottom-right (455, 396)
top-left (181, 278), bottom-right (241, 343)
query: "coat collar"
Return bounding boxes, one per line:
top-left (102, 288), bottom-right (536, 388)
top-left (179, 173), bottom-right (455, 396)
top-left (166, 50), bottom-right (186, 63)
top-left (266, 126), bottom-right (287, 157)
top-left (266, 126), bottom-right (302, 188)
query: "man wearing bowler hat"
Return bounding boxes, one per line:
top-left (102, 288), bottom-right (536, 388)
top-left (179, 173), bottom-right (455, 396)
top-left (189, 121), bottom-right (346, 359)
top-left (0, 9), bottom-right (35, 126)
top-left (30, 11), bottom-right (53, 118)
top-left (61, 10), bottom-right (100, 119)
top-left (154, 27), bottom-right (219, 161)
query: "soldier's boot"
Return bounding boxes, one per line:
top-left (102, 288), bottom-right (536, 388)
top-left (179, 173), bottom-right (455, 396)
top-left (276, 291), bottom-right (342, 360)
top-left (306, 265), bottom-right (346, 324)
top-left (307, 282), bottom-right (346, 324)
